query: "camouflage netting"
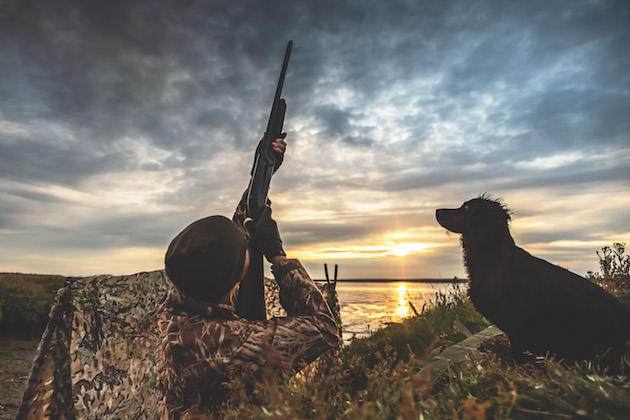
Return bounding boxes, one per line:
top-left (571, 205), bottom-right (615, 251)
top-left (17, 270), bottom-right (342, 419)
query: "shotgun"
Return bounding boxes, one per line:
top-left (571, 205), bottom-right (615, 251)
top-left (236, 40), bottom-right (293, 320)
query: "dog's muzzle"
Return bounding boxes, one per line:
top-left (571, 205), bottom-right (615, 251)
top-left (436, 208), bottom-right (465, 234)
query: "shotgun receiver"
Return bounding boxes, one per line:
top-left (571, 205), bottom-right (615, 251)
top-left (236, 40), bottom-right (293, 321)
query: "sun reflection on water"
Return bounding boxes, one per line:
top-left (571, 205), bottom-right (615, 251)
top-left (395, 283), bottom-right (410, 319)
top-left (336, 281), bottom-right (455, 343)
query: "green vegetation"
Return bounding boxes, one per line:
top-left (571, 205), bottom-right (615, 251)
top-left (216, 245), bottom-right (630, 418)
top-left (0, 272), bottom-right (67, 336)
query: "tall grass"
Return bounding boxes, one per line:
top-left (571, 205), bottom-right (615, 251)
top-left (416, 352), bottom-right (630, 419)
top-left (215, 277), bottom-right (630, 419)
top-left (214, 245), bottom-right (630, 418)
top-left (215, 284), bottom-right (481, 418)
top-left (341, 284), bottom-right (488, 369)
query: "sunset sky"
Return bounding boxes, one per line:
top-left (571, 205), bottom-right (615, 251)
top-left (2, 0), bottom-right (629, 279)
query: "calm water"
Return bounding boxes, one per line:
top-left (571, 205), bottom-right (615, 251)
top-left (336, 282), bottom-right (460, 343)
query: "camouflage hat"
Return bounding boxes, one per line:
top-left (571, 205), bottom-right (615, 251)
top-left (165, 215), bottom-right (247, 302)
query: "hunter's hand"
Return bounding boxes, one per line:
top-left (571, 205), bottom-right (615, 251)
top-left (254, 132), bottom-right (287, 172)
top-left (272, 133), bottom-right (287, 156)
top-left (272, 133), bottom-right (287, 172)
top-left (243, 206), bottom-right (285, 263)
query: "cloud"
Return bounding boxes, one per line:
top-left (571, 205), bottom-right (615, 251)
top-left (1, 0), bottom-right (628, 276)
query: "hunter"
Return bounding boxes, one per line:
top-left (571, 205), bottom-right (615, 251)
top-left (155, 135), bottom-right (339, 418)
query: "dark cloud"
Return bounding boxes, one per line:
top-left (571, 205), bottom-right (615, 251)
top-left (0, 185), bottom-right (67, 205)
top-left (282, 222), bottom-right (375, 247)
top-left (5, 0), bottom-right (629, 158)
top-left (312, 105), bottom-right (374, 147)
top-left (63, 213), bottom-right (177, 250)
top-left (0, 133), bottom-right (130, 185)
top-left (497, 160), bottom-right (630, 191)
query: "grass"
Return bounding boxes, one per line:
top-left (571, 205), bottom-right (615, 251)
top-left (214, 284), bottom-right (630, 419)
top-left (213, 279), bottom-right (630, 419)
top-left (417, 353), bottom-right (630, 419)
top-left (340, 283), bottom-right (489, 369)
top-left (214, 245), bottom-right (630, 419)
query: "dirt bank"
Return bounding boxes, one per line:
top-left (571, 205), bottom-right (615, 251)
top-left (0, 337), bottom-right (39, 420)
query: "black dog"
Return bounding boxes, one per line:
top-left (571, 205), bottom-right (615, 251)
top-left (436, 196), bottom-right (630, 371)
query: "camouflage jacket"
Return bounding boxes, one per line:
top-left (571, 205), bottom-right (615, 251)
top-left (155, 257), bottom-right (339, 418)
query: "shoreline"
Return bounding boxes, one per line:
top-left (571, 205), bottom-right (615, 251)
top-left (315, 278), bottom-right (467, 283)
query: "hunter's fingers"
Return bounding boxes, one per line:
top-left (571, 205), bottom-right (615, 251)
top-left (272, 138), bottom-right (286, 154)
top-left (243, 217), bottom-right (254, 240)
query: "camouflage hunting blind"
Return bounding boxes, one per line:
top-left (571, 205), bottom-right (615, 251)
top-left (16, 270), bottom-right (341, 419)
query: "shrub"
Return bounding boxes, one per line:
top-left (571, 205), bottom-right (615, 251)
top-left (0, 272), bottom-right (67, 337)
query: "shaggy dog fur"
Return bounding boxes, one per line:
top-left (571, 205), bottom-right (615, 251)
top-left (436, 196), bottom-right (630, 372)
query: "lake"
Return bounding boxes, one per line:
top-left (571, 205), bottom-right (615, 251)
top-left (335, 281), bottom-right (463, 343)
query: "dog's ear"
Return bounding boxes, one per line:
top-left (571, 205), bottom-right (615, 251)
top-left (465, 199), bottom-right (512, 241)
top-left (483, 210), bottom-right (513, 246)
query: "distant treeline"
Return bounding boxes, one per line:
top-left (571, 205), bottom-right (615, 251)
top-left (0, 272), bottom-right (67, 337)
